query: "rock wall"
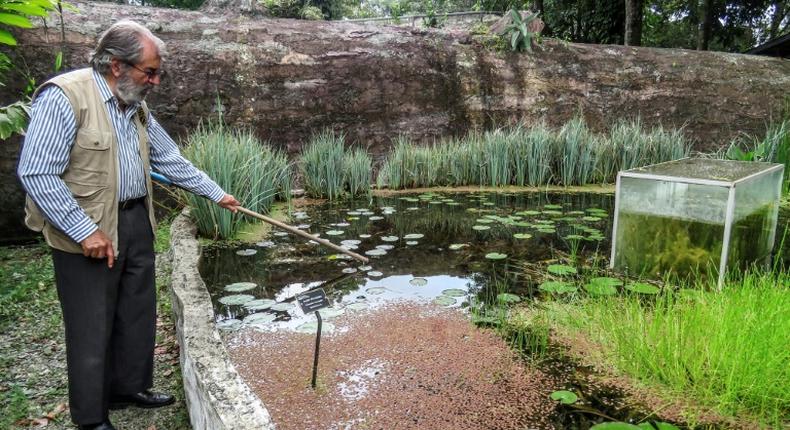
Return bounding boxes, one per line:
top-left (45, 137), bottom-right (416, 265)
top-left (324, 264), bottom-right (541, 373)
top-left (2, 0), bottom-right (789, 241)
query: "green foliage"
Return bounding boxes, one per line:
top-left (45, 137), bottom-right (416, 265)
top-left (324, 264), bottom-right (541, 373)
top-left (556, 270), bottom-right (790, 426)
top-left (299, 129), bottom-right (371, 199)
top-left (261, 0), bottom-right (305, 18)
top-left (183, 122), bottom-right (292, 239)
top-left (377, 117), bottom-right (689, 189)
top-left (727, 120), bottom-right (790, 193)
top-left (500, 8), bottom-right (538, 52)
top-left (0, 100), bottom-right (29, 139)
top-left (300, 4), bottom-right (324, 19)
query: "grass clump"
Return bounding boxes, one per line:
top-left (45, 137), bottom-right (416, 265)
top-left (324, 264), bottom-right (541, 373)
top-left (377, 117), bottom-right (690, 189)
top-left (299, 130), bottom-right (372, 199)
top-left (183, 121), bottom-right (292, 240)
top-left (551, 270), bottom-right (790, 427)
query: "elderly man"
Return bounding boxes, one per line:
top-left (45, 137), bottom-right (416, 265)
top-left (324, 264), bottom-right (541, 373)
top-left (17, 20), bottom-right (239, 430)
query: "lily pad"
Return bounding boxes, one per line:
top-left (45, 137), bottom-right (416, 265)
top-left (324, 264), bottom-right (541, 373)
top-left (219, 294), bottom-right (255, 306)
top-left (366, 287), bottom-right (388, 295)
top-left (369, 216), bottom-right (384, 221)
top-left (256, 240), bottom-right (275, 248)
top-left (365, 249), bottom-right (387, 256)
top-left (295, 321), bottom-right (335, 334)
top-left (406, 241), bottom-right (419, 246)
top-left (359, 234), bottom-right (372, 239)
top-left (243, 312), bottom-right (277, 325)
top-left (624, 282), bottom-right (660, 295)
top-left (273, 231), bottom-right (288, 237)
top-left (404, 233), bottom-right (424, 239)
top-left (358, 265), bottom-right (372, 271)
top-left (381, 236), bottom-right (399, 242)
top-left (539, 281), bottom-right (577, 294)
top-left (318, 307), bottom-right (346, 319)
top-left (342, 267), bottom-right (358, 274)
top-left (589, 277), bottom-right (623, 287)
top-left (441, 288), bottom-right (466, 297)
top-left (637, 422), bottom-right (680, 430)
top-left (449, 243), bottom-right (468, 250)
top-left (346, 302), bottom-right (369, 311)
top-left (589, 424), bottom-right (641, 430)
top-left (376, 244), bottom-right (395, 250)
top-left (341, 239), bottom-right (362, 245)
top-left (243, 299), bottom-right (276, 311)
top-left (367, 271), bottom-right (384, 278)
top-left (584, 283), bottom-right (618, 296)
top-left (485, 252), bottom-right (507, 260)
top-left (433, 296), bottom-right (456, 306)
top-left (216, 319), bottom-right (242, 331)
top-left (544, 204), bottom-right (563, 210)
top-left (409, 277), bottom-right (428, 286)
top-left (550, 390), bottom-right (578, 405)
top-left (513, 233), bottom-right (532, 239)
top-left (582, 216), bottom-right (601, 222)
top-left (472, 225), bottom-right (491, 231)
top-left (224, 282), bottom-right (257, 292)
top-left (496, 293), bottom-right (521, 304)
top-left (325, 230), bottom-right (344, 236)
top-left (547, 264), bottom-right (577, 276)
top-left (270, 302), bottom-right (295, 312)
top-left (236, 249), bottom-right (257, 256)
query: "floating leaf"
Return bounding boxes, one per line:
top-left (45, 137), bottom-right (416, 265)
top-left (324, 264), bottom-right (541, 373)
top-left (589, 277), bottom-right (623, 287)
top-left (550, 390), bottom-right (578, 405)
top-left (273, 231), bottom-right (288, 237)
top-left (256, 240), bottom-right (275, 247)
top-left (513, 233), bottom-right (532, 239)
top-left (544, 204), bottom-right (562, 210)
top-left (367, 271), bottom-right (383, 277)
top-left (410, 277), bottom-right (428, 286)
top-left (472, 225), bottom-right (491, 231)
top-left (376, 244), bottom-right (395, 250)
top-left (539, 281), bottom-right (577, 294)
top-left (433, 296), bottom-right (456, 306)
top-left (295, 321), bottom-right (335, 334)
top-left (449, 243), bottom-right (468, 250)
top-left (404, 233), bottom-right (424, 239)
top-left (406, 241), bottom-right (419, 246)
top-left (318, 307), bottom-right (345, 319)
top-left (624, 282), bottom-right (660, 295)
top-left (358, 265), bottom-right (372, 271)
top-left (219, 294), bottom-right (255, 305)
top-left (365, 249), bottom-right (387, 256)
top-left (341, 239), bottom-right (361, 245)
top-left (497, 293), bottom-right (521, 304)
top-left (359, 234), bottom-right (372, 238)
top-left (369, 216), bottom-right (384, 221)
top-left (244, 299), bottom-right (276, 311)
top-left (366, 287), bottom-right (387, 295)
top-left (584, 283), bottom-right (618, 296)
top-left (243, 312), bottom-right (277, 325)
top-left (270, 302), bottom-right (295, 312)
top-left (346, 302), bottom-right (369, 311)
top-left (582, 216), bottom-right (601, 222)
top-left (381, 236), bottom-right (399, 242)
top-left (325, 230), bottom-right (344, 236)
top-left (236, 249), bottom-right (257, 256)
top-left (441, 288), bottom-right (466, 297)
top-left (589, 423), bottom-right (641, 430)
top-left (485, 252), bottom-right (507, 260)
top-left (216, 319), bottom-right (242, 331)
top-left (547, 264), bottom-right (577, 276)
top-left (342, 267), bottom-right (358, 274)
top-left (636, 423), bottom-right (680, 430)
top-left (224, 282), bottom-right (257, 292)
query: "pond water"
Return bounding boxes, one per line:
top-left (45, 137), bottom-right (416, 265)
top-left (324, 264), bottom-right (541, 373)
top-left (200, 191), bottom-right (615, 332)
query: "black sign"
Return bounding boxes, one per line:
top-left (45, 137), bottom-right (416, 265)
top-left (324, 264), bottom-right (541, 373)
top-left (296, 288), bottom-right (330, 313)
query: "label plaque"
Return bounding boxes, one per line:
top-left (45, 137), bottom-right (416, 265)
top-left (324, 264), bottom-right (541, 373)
top-left (296, 288), bottom-right (330, 314)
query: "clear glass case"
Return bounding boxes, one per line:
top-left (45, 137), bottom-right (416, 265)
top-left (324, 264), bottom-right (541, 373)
top-left (611, 158), bottom-right (783, 288)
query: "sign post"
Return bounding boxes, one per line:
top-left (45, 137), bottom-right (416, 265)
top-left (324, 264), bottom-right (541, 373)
top-left (296, 288), bottom-right (331, 389)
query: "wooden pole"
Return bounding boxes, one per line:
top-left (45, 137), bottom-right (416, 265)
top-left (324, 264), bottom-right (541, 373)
top-left (236, 207), bottom-right (369, 263)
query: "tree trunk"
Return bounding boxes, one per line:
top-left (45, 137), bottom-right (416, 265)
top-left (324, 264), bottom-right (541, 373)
top-left (624, 0), bottom-right (643, 46)
top-left (697, 0), bottom-right (713, 50)
top-left (769, 0), bottom-right (786, 39)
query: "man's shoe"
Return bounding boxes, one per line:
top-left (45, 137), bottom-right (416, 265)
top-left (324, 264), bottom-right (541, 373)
top-left (109, 390), bottom-right (175, 410)
top-left (78, 421), bottom-right (116, 430)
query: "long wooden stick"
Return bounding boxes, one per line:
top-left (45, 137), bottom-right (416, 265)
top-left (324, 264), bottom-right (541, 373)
top-left (236, 207), bottom-right (369, 263)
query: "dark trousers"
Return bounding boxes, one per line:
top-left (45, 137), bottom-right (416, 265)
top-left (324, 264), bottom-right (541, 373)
top-left (52, 199), bottom-right (156, 425)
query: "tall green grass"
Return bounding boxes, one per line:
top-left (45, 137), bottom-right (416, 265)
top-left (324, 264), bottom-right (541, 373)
top-left (553, 271), bottom-right (790, 427)
top-left (299, 130), bottom-right (372, 199)
top-left (183, 122), bottom-right (292, 239)
top-left (377, 117), bottom-right (691, 189)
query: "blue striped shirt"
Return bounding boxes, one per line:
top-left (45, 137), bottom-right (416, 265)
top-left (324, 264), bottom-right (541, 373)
top-left (18, 69), bottom-right (225, 243)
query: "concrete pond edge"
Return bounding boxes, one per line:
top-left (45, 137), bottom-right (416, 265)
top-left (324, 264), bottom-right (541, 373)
top-left (168, 209), bottom-right (274, 430)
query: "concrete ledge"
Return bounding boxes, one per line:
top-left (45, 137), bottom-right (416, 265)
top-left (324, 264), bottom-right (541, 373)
top-left (169, 210), bottom-right (274, 430)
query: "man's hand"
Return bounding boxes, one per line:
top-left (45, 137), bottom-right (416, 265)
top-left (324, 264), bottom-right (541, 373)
top-left (218, 194), bottom-right (241, 213)
top-left (80, 230), bottom-right (115, 268)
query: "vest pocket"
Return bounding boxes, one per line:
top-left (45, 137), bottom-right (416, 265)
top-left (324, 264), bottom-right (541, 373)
top-left (75, 128), bottom-right (111, 150)
top-left (65, 180), bottom-right (107, 202)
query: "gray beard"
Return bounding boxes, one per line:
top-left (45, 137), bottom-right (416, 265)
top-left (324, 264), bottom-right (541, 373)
top-left (116, 73), bottom-right (152, 105)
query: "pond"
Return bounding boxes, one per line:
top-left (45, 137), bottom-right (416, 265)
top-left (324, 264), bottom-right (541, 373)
top-left (200, 191), bottom-right (615, 332)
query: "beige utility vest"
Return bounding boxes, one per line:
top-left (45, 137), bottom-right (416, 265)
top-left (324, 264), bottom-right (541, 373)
top-left (24, 68), bottom-right (157, 255)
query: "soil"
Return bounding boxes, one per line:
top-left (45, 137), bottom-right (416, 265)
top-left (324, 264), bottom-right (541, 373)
top-left (227, 301), bottom-right (559, 430)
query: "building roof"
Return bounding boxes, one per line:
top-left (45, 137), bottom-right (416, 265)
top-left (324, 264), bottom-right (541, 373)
top-left (746, 33), bottom-right (790, 58)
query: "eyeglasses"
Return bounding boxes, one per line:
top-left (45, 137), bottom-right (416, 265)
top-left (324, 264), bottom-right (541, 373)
top-left (121, 60), bottom-right (166, 80)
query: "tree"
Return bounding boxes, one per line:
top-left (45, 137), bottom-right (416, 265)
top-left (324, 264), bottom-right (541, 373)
top-left (697, 0), bottom-right (712, 50)
top-left (625, 0), bottom-right (643, 45)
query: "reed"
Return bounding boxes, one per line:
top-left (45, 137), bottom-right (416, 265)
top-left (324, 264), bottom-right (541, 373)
top-left (183, 122), bottom-right (292, 239)
top-left (299, 129), bottom-right (346, 200)
top-left (554, 270), bottom-right (790, 427)
top-left (344, 147), bottom-right (373, 197)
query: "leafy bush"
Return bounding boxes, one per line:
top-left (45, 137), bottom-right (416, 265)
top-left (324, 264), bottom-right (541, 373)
top-left (727, 120), bottom-right (790, 193)
top-left (500, 9), bottom-right (539, 52)
top-left (182, 122), bottom-right (292, 239)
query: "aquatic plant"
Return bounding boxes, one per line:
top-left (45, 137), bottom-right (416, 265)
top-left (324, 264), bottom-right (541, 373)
top-left (344, 147), bottom-right (373, 198)
top-left (183, 121), bottom-right (292, 239)
top-left (299, 129), bottom-right (347, 200)
top-left (555, 269), bottom-right (790, 427)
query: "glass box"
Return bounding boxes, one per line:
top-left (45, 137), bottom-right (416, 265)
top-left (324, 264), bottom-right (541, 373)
top-left (610, 158), bottom-right (784, 288)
